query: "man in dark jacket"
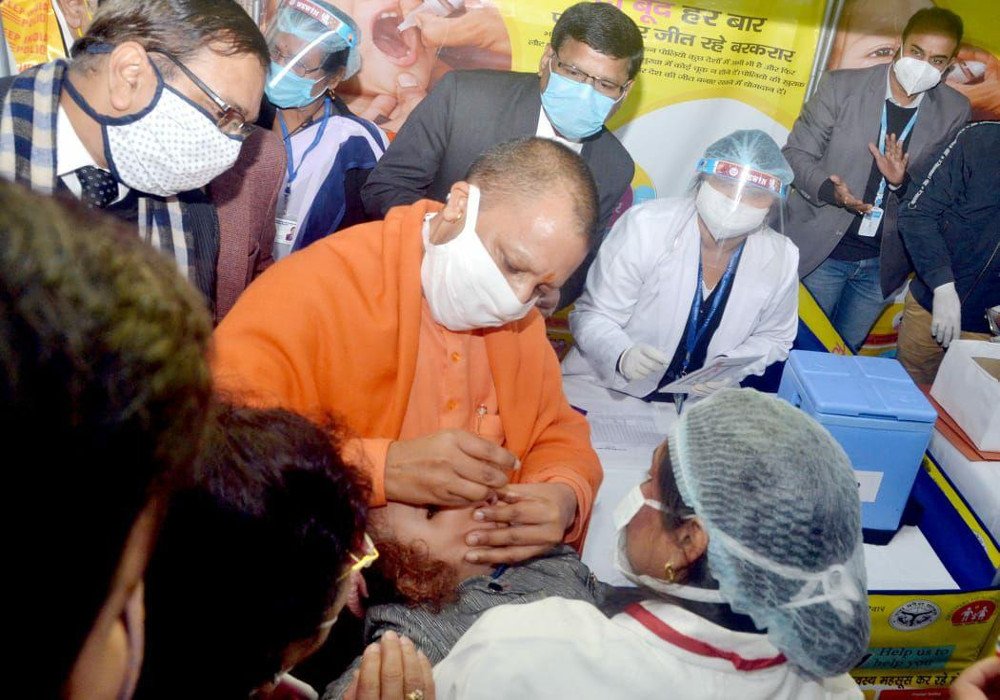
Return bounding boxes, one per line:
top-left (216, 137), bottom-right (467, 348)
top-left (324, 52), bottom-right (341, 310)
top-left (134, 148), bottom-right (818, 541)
top-left (897, 121), bottom-right (1000, 384)
top-left (361, 2), bottom-right (643, 312)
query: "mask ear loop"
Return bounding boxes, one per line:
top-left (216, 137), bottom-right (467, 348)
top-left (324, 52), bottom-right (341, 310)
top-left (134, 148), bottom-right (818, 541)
top-left (465, 184), bottom-right (482, 230)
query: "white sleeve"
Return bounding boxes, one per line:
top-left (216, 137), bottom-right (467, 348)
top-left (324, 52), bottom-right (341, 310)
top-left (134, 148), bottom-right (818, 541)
top-left (719, 239), bottom-right (800, 379)
top-left (823, 673), bottom-right (865, 699)
top-left (434, 600), bottom-right (618, 699)
top-left (433, 629), bottom-right (535, 699)
top-left (568, 204), bottom-right (666, 388)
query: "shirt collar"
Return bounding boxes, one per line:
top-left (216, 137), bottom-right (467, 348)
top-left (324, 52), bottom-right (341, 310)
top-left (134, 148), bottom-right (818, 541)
top-left (56, 104), bottom-right (100, 178)
top-left (885, 63), bottom-right (924, 109)
top-left (535, 104), bottom-right (584, 153)
top-left (57, 104), bottom-right (129, 202)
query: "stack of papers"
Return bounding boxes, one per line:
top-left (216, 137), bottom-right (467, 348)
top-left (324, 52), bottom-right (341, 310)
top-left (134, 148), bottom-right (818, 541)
top-left (588, 413), bottom-right (665, 451)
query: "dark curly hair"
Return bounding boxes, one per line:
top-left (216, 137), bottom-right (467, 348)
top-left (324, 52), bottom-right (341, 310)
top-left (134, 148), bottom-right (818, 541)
top-left (138, 404), bottom-right (370, 698)
top-left (0, 181), bottom-right (214, 696)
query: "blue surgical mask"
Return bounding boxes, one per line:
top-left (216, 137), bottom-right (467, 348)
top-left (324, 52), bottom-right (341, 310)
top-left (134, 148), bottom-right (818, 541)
top-left (540, 70), bottom-right (616, 140)
top-left (266, 61), bottom-right (323, 109)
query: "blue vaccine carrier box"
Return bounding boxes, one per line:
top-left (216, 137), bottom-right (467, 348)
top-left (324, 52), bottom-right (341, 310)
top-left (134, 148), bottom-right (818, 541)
top-left (777, 351), bottom-right (937, 543)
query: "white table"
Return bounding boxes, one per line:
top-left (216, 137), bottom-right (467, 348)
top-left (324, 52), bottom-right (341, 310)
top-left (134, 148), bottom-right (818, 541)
top-left (565, 377), bottom-right (958, 590)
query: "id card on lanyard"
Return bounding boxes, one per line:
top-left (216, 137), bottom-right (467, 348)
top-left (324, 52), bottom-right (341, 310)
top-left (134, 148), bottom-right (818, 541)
top-left (859, 103), bottom-right (918, 238)
top-left (275, 97), bottom-right (333, 249)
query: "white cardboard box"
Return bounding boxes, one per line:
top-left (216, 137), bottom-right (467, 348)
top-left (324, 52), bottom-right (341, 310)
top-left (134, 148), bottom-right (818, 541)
top-left (931, 340), bottom-right (1000, 452)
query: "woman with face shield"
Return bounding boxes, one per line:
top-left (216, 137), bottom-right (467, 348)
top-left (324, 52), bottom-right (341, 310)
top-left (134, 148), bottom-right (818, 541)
top-left (562, 130), bottom-right (799, 401)
top-left (260, 0), bottom-right (389, 261)
top-left (434, 389), bottom-right (870, 699)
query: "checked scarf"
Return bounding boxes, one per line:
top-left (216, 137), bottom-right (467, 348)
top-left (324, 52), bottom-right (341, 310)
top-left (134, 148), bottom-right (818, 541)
top-left (0, 59), bottom-right (206, 292)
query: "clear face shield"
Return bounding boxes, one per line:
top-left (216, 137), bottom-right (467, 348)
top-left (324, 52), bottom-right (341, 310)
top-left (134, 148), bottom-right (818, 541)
top-left (689, 157), bottom-right (789, 270)
top-left (265, 0), bottom-right (359, 108)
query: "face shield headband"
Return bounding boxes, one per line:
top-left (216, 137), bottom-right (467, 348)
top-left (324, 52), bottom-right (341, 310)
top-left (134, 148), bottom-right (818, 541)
top-left (268, 0), bottom-right (358, 88)
top-left (696, 158), bottom-right (788, 199)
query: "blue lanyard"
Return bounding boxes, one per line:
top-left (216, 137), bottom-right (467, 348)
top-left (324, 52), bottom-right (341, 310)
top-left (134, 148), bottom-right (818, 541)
top-left (873, 102), bottom-right (919, 209)
top-left (682, 242), bottom-right (746, 373)
top-left (278, 97), bottom-right (333, 192)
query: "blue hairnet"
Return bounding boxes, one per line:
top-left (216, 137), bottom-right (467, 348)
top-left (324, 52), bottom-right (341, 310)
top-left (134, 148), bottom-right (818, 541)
top-left (275, 1), bottom-right (361, 80)
top-left (699, 129), bottom-right (794, 195)
top-left (668, 389), bottom-right (869, 678)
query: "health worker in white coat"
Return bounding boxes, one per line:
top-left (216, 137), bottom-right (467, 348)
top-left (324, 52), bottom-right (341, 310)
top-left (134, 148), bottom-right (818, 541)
top-left (434, 390), bottom-right (870, 700)
top-left (562, 130), bottom-right (799, 400)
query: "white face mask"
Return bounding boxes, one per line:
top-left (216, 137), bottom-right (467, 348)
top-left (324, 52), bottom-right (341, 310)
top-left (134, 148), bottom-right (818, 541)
top-left (612, 484), bottom-right (726, 604)
top-left (104, 85), bottom-right (244, 197)
top-left (421, 185), bottom-right (536, 332)
top-left (695, 181), bottom-right (768, 241)
top-left (67, 66), bottom-right (244, 197)
top-left (893, 56), bottom-right (944, 96)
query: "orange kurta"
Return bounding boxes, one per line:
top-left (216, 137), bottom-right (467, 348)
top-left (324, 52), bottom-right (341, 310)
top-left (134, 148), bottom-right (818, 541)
top-left (211, 201), bottom-right (601, 548)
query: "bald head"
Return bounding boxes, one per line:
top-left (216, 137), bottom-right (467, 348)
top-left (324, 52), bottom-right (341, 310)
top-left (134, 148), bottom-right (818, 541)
top-left (465, 137), bottom-right (600, 249)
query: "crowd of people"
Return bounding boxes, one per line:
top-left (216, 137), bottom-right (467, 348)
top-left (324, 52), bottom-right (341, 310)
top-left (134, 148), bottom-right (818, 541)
top-left (2, 0), bottom-right (998, 699)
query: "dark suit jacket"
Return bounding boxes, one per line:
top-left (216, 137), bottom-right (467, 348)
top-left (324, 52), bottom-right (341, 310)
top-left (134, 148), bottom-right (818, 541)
top-left (783, 63), bottom-right (970, 296)
top-left (361, 70), bottom-right (635, 305)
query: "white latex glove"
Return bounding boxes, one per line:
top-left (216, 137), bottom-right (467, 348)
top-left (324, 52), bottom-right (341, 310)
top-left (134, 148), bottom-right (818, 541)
top-left (931, 282), bottom-right (962, 348)
top-left (619, 343), bottom-right (670, 381)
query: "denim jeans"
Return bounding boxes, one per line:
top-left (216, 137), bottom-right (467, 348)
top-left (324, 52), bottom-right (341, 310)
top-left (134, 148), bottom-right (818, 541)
top-left (803, 257), bottom-right (890, 352)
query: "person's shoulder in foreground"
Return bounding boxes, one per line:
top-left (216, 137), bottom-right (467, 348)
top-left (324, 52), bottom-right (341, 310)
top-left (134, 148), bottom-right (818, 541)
top-left (2, 178), bottom-right (213, 698)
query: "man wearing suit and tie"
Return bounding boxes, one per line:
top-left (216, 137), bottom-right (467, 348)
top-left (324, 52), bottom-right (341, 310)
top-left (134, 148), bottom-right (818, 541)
top-left (783, 8), bottom-right (970, 352)
top-left (361, 2), bottom-right (643, 313)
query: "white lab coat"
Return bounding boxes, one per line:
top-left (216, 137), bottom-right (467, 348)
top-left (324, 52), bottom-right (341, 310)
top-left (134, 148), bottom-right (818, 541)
top-left (434, 598), bottom-right (862, 700)
top-left (562, 197), bottom-right (799, 397)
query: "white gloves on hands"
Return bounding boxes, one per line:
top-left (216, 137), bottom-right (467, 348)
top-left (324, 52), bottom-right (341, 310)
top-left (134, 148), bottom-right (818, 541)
top-left (931, 282), bottom-right (962, 348)
top-left (619, 343), bottom-right (670, 381)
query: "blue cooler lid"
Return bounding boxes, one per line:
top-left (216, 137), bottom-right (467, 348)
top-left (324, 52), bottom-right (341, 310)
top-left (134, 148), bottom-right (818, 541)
top-left (786, 351), bottom-right (938, 423)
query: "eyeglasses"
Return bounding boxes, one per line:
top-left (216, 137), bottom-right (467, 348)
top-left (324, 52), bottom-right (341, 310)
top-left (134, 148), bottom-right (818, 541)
top-left (270, 45), bottom-right (326, 79)
top-left (148, 49), bottom-right (255, 140)
top-left (549, 55), bottom-right (631, 100)
top-left (337, 533), bottom-right (379, 582)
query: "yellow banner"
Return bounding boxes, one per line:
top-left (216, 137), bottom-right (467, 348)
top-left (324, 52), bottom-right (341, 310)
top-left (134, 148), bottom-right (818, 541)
top-left (1, 0), bottom-right (66, 73)
top-left (277, 0), bottom-right (824, 200)
top-left (501, 0), bottom-right (826, 202)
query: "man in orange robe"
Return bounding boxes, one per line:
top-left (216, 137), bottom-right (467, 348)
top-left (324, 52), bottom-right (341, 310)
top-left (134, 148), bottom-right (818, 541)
top-left (213, 137), bottom-right (602, 564)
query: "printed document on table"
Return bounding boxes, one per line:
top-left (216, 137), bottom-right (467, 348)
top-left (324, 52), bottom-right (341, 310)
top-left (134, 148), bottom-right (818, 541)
top-left (657, 355), bottom-right (764, 394)
top-left (588, 413), bottom-right (664, 450)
